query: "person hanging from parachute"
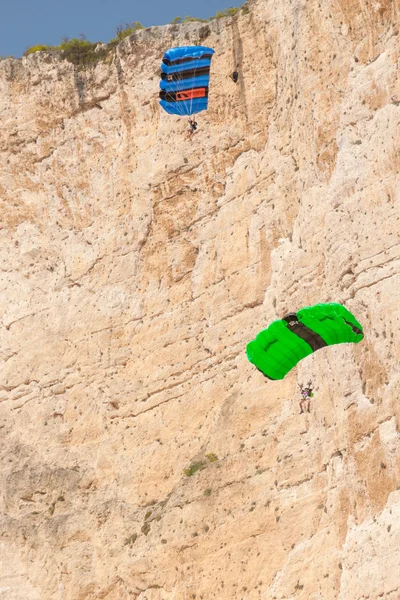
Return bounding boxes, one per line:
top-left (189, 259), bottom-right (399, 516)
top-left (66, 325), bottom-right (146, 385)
top-left (187, 117), bottom-right (198, 137)
top-left (298, 380), bottom-right (316, 414)
top-left (159, 46), bottom-right (215, 137)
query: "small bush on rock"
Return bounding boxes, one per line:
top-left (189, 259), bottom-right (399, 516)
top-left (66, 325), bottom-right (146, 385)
top-left (184, 461), bottom-right (206, 476)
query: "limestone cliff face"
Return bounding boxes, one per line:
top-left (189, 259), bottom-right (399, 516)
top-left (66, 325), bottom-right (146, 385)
top-left (0, 0), bottom-right (399, 598)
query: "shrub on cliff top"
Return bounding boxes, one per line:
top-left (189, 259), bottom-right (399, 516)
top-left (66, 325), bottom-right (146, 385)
top-left (59, 38), bottom-right (105, 66)
top-left (109, 21), bottom-right (144, 44)
top-left (171, 4), bottom-right (248, 25)
top-left (24, 37), bottom-right (108, 67)
top-left (182, 16), bottom-right (208, 23)
top-left (21, 3), bottom-right (249, 66)
top-left (25, 44), bottom-right (51, 55)
top-left (214, 7), bottom-right (241, 18)
top-left (24, 21), bottom-right (144, 66)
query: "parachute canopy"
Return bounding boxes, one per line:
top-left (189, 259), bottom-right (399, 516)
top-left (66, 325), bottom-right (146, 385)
top-left (246, 303), bottom-right (364, 380)
top-left (159, 46), bottom-right (215, 116)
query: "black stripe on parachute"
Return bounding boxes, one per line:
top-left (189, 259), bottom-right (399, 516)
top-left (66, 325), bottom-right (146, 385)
top-left (162, 54), bottom-right (213, 66)
top-left (161, 66), bottom-right (210, 81)
top-left (159, 88), bottom-right (209, 102)
top-left (316, 314), bottom-right (363, 337)
top-left (343, 319), bottom-right (363, 336)
top-left (282, 313), bottom-right (328, 352)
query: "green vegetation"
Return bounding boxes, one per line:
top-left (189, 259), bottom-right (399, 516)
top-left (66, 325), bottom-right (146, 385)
top-left (182, 16), bottom-right (208, 23)
top-left (59, 38), bottom-right (107, 66)
top-left (184, 461), bottom-right (206, 477)
top-left (21, 2), bottom-right (249, 67)
top-left (109, 21), bottom-right (144, 44)
top-left (24, 37), bottom-right (109, 67)
top-left (171, 16), bottom-right (206, 24)
top-left (206, 453), bottom-right (218, 463)
top-left (204, 488), bottom-right (212, 496)
top-left (184, 454), bottom-right (219, 477)
top-left (171, 3), bottom-right (249, 24)
top-left (25, 44), bottom-right (51, 55)
top-left (23, 20), bottom-right (144, 68)
top-left (215, 7), bottom-right (241, 18)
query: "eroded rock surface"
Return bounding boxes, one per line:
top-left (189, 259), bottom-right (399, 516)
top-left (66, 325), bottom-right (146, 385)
top-left (0, 0), bottom-right (399, 598)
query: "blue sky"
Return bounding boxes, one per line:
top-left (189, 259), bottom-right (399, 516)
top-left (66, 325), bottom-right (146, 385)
top-left (1, 0), bottom-right (239, 57)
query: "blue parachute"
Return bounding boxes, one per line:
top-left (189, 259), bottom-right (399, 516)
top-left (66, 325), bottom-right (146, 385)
top-left (159, 46), bottom-right (215, 116)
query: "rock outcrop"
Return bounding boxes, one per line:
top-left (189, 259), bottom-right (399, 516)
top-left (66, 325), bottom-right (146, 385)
top-left (0, 0), bottom-right (399, 598)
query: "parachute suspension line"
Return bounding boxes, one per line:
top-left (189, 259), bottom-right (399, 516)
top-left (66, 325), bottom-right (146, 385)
top-left (189, 55), bottom-right (200, 117)
top-left (168, 63), bottom-right (184, 117)
top-left (174, 70), bottom-right (183, 118)
top-left (177, 61), bottom-right (186, 117)
top-left (177, 58), bottom-right (188, 118)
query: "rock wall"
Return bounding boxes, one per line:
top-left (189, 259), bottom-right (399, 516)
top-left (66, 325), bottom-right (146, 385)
top-left (0, 0), bottom-right (399, 598)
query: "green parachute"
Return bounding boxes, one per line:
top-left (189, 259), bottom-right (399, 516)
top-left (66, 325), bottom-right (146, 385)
top-left (246, 302), bottom-right (364, 380)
